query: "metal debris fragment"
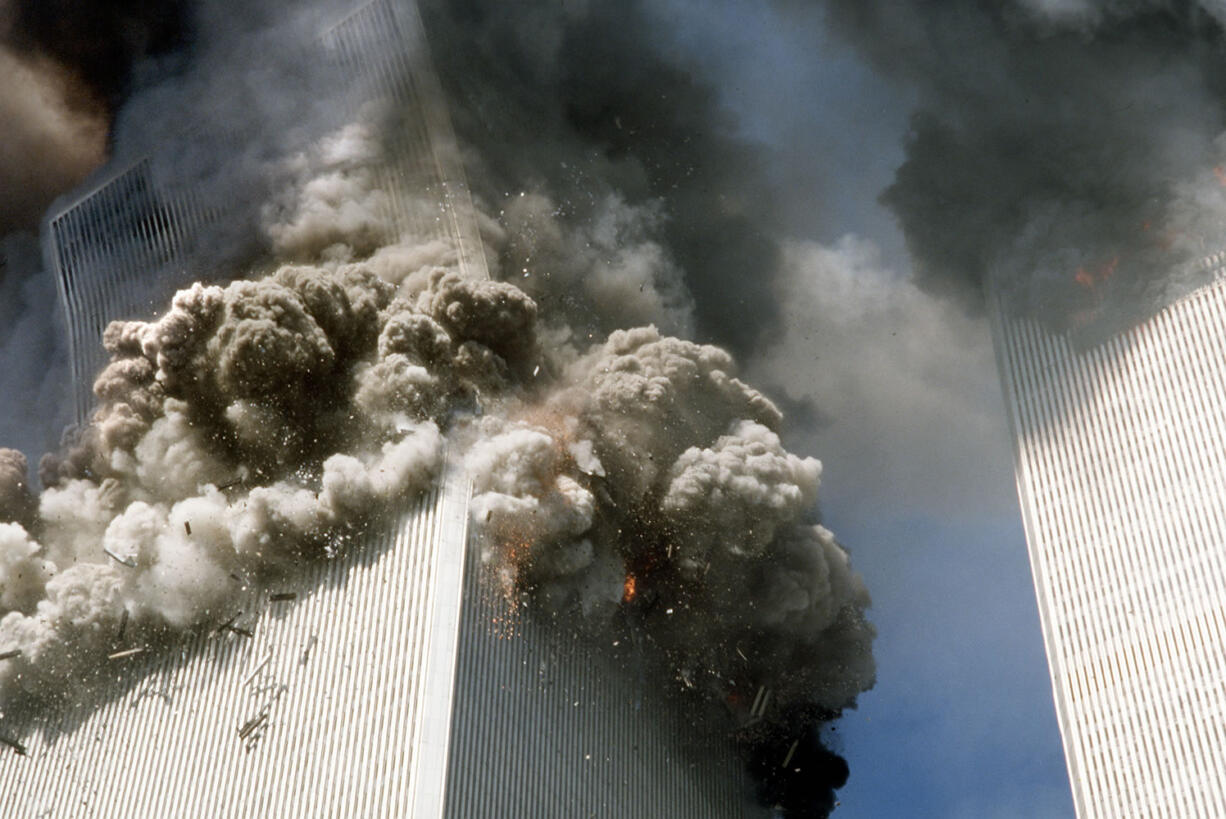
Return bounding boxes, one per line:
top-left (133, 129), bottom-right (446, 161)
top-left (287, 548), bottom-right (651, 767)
top-left (237, 713), bottom-right (267, 740)
top-left (108, 647), bottom-right (146, 660)
top-left (269, 592), bottom-right (297, 602)
top-left (130, 685), bottom-right (173, 708)
top-left (118, 609), bottom-right (129, 641)
top-left (218, 478), bottom-right (244, 490)
top-left (215, 611), bottom-right (242, 635)
top-left (749, 686), bottom-right (772, 720)
top-left (103, 547), bottom-right (137, 568)
top-left (0, 649), bottom-right (20, 661)
top-left (0, 735), bottom-right (27, 756)
top-left (299, 635), bottom-right (317, 666)
top-left (226, 625), bottom-right (254, 639)
top-left (781, 739), bottom-right (799, 769)
top-left (243, 652), bottom-right (272, 687)
top-left (184, 521), bottom-right (191, 535)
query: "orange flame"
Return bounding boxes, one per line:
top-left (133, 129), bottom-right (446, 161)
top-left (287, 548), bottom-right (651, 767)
top-left (622, 574), bottom-right (637, 603)
top-left (1074, 256), bottom-right (1118, 291)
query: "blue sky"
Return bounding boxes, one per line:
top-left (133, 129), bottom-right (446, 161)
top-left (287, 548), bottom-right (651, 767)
top-left (659, 1), bottom-right (1076, 814)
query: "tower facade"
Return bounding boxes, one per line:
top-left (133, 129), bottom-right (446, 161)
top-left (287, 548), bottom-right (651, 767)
top-left (991, 262), bottom-right (1226, 818)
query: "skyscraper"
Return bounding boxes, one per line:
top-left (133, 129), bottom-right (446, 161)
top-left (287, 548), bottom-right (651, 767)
top-left (991, 259), bottom-right (1226, 817)
top-left (3, 2), bottom-right (764, 816)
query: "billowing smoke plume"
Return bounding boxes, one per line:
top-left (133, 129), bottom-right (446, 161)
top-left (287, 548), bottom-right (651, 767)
top-left (0, 1), bottom-right (875, 815)
top-left (0, 256), bottom-right (872, 816)
top-left (821, 0), bottom-right (1226, 332)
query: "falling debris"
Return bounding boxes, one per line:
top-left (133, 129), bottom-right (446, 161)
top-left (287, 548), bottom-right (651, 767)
top-left (102, 547), bottom-right (137, 569)
top-left (243, 653), bottom-right (272, 687)
top-left (0, 4), bottom-right (878, 815)
top-left (214, 612), bottom-right (243, 636)
top-left (0, 650), bottom-right (19, 661)
top-left (781, 739), bottom-right (800, 769)
top-left (747, 687), bottom-right (773, 723)
top-left (299, 635), bottom-right (318, 667)
top-left (0, 735), bottom-right (27, 756)
top-left (107, 647), bottom-right (146, 661)
top-left (237, 712), bottom-right (268, 741)
top-left (269, 592), bottom-right (297, 602)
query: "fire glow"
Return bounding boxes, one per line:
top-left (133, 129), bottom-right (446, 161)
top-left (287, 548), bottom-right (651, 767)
top-left (622, 574), bottom-right (637, 603)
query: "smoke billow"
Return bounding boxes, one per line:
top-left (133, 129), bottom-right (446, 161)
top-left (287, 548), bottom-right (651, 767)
top-left (0, 255), bottom-right (871, 816)
top-left (0, 1), bottom-right (875, 815)
top-left (821, 0), bottom-right (1226, 332)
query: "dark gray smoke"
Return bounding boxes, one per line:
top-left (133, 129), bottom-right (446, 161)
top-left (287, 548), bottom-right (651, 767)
top-left (0, 0), bottom-right (193, 234)
top-left (418, 0), bottom-right (788, 359)
top-left (822, 0), bottom-right (1226, 333)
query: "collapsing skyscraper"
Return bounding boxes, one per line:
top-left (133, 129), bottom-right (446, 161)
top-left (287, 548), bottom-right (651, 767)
top-left (991, 257), bottom-right (1226, 817)
top-left (0, 1), bottom-right (766, 815)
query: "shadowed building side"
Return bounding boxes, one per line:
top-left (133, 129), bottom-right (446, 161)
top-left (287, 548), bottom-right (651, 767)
top-left (443, 544), bottom-right (760, 819)
top-left (45, 160), bottom-right (215, 427)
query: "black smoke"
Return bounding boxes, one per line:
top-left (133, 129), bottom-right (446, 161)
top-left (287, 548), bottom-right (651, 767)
top-left (0, 0), bottom-right (195, 234)
top-left (2, 0), bottom-right (193, 109)
top-left (419, 0), bottom-right (786, 359)
top-left (821, 0), bottom-right (1226, 331)
top-left (744, 705), bottom-right (849, 817)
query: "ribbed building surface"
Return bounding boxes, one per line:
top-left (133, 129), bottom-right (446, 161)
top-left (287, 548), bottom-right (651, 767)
top-left (992, 260), bottom-right (1226, 818)
top-left (45, 160), bottom-right (215, 426)
top-left (444, 549), bottom-right (757, 819)
top-left (0, 469), bottom-right (471, 818)
top-left (0, 469), bottom-right (760, 818)
top-left (321, 0), bottom-right (487, 284)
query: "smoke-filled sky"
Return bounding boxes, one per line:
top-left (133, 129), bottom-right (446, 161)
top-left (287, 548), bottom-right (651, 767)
top-left (30, 0), bottom-right (1226, 814)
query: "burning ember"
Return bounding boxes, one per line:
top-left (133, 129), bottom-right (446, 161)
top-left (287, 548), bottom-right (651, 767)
top-left (622, 574), bottom-right (637, 603)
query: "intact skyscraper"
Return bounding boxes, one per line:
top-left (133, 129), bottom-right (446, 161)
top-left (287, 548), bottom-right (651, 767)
top-left (991, 258), bottom-right (1226, 818)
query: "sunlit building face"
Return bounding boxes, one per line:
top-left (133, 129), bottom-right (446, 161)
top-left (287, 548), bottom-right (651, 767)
top-left (992, 257), bottom-right (1226, 817)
